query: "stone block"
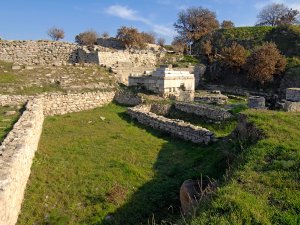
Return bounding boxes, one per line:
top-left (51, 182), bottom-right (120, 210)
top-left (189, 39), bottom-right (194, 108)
top-left (286, 88), bottom-right (300, 102)
top-left (284, 101), bottom-right (300, 112)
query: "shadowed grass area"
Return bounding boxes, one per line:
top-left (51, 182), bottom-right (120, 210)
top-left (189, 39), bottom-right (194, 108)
top-left (189, 110), bottom-right (300, 225)
top-left (0, 106), bottom-right (21, 142)
top-left (17, 103), bottom-right (228, 225)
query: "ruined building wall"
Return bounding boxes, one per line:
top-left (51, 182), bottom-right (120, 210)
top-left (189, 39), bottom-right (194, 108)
top-left (127, 105), bottom-right (214, 144)
top-left (0, 91), bottom-right (115, 225)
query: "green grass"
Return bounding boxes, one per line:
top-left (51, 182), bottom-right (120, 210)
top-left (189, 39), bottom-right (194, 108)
top-left (167, 109), bottom-right (237, 138)
top-left (17, 103), bottom-right (228, 225)
top-left (0, 106), bottom-right (21, 142)
top-left (189, 110), bottom-right (300, 225)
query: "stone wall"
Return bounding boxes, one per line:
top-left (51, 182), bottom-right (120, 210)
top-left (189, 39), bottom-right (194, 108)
top-left (0, 40), bottom-right (163, 69)
top-left (174, 102), bottom-right (232, 121)
top-left (114, 90), bottom-right (143, 106)
top-left (127, 105), bottom-right (214, 144)
top-left (0, 95), bottom-right (29, 106)
top-left (0, 99), bottom-right (44, 225)
top-left (286, 88), bottom-right (300, 102)
top-left (0, 91), bottom-right (116, 225)
top-left (43, 91), bottom-right (115, 116)
top-left (0, 40), bottom-right (78, 65)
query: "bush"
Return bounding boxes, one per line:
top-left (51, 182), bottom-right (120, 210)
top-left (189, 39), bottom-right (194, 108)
top-left (157, 38), bottom-right (166, 47)
top-left (140, 32), bottom-right (156, 44)
top-left (47, 27), bottom-right (65, 41)
top-left (220, 42), bottom-right (247, 70)
top-left (116, 26), bottom-right (146, 49)
top-left (75, 30), bottom-right (98, 46)
top-left (245, 42), bottom-right (286, 84)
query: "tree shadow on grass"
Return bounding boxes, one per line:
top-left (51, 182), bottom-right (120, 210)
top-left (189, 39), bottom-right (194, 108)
top-left (87, 112), bottom-right (228, 225)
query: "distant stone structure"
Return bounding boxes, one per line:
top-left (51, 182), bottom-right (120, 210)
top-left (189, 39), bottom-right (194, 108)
top-left (248, 96), bottom-right (266, 109)
top-left (284, 88), bottom-right (300, 112)
top-left (128, 65), bottom-right (195, 101)
top-left (0, 41), bottom-right (163, 75)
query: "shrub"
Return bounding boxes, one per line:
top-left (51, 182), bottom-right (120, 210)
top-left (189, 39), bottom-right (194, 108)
top-left (157, 38), bottom-right (166, 47)
top-left (221, 42), bottom-right (247, 70)
top-left (171, 38), bottom-right (186, 53)
top-left (245, 42), bottom-right (286, 84)
top-left (75, 30), bottom-right (98, 46)
top-left (140, 32), bottom-right (156, 44)
top-left (101, 32), bottom-right (110, 38)
top-left (221, 20), bottom-right (235, 29)
top-left (116, 26), bottom-right (146, 49)
top-left (47, 27), bottom-right (65, 41)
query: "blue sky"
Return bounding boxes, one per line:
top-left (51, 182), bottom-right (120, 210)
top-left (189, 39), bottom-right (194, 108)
top-left (0, 0), bottom-right (299, 43)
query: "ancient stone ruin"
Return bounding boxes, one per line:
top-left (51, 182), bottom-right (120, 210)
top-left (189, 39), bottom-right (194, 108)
top-left (284, 88), bottom-right (300, 112)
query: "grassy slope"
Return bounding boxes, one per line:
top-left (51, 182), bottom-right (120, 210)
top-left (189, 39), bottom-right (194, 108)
top-left (17, 103), bottom-right (229, 225)
top-left (190, 110), bottom-right (300, 225)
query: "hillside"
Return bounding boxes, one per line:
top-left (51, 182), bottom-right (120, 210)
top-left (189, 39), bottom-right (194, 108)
top-left (188, 110), bottom-right (300, 225)
top-left (194, 25), bottom-right (300, 57)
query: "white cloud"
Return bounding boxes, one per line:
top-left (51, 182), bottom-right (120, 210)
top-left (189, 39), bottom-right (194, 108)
top-left (106, 5), bottom-right (176, 37)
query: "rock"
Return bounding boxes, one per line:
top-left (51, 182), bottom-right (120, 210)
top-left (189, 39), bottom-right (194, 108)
top-left (4, 111), bottom-right (16, 116)
top-left (25, 66), bottom-right (34, 70)
top-left (180, 180), bottom-right (201, 215)
top-left (100, 116), bottom-right (106, 121)
top-left (11, 65), bottom-right (21, 70)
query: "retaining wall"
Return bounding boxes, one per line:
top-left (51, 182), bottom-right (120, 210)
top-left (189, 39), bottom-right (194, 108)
top-left (174, 102), bottom-right (232, 121)
top-left (0, 91), bottom-right (115, 225)
top-left (127, 105), bottom-right (214, 144)
top-left (0, 99), bottom-right (45, 225)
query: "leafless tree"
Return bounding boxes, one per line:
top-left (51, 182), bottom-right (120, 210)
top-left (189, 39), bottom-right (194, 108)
top-left (174, 6), bottom-right (219, 53)
top-left (47, 27), bottom-right (65, 41)
top-left (256, 3), bottom-right (299, 26)
top-left (157, 37), bottom-right (166, 47)
top-left (101, 32), bottom-right (110, 38)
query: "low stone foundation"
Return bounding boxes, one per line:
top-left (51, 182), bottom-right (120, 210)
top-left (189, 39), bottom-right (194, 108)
top-left (0, 95), bottom-right (29, 106)
top-left (174, 102), bottom-right (232, 121)
top-left (284, 101), bottom-right (300, 112)
top-left (127, 105), bottom-right (214, 144)
top-left (0, 99), bottom-right (44, 225)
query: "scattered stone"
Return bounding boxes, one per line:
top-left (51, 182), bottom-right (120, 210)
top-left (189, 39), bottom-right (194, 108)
top-left (180, 180), bottom-right (201, 215)
top-left (25, 66), bottom-right (34, 70)
top-left (11, 65), bottom-right (21, 70)
top-left (100, 116), bottom-right (106, 121)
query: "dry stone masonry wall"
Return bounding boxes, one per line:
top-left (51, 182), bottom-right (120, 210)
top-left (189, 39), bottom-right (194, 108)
top-left (43, 91), bottom-right (115, 116)
top-left (0, 95), bottom-right (29, 106)
top-left (0, 91), bottom-right (115, 225)
top-left (0, 99), bottom-right (44, 225)
top-left (0, 40), bottom-right (162, 68)
top-left (175, 102), bottom-right (232, 121)
top-left (284, 88), bottom-right (300, 112)
top-left (127, 105), bottom-right (214, 144)
top-left (0, 41), bottom-right (78, 65)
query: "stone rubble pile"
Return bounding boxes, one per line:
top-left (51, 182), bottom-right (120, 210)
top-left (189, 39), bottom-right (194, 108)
top-left (127, 105), bottom-right (214, 144)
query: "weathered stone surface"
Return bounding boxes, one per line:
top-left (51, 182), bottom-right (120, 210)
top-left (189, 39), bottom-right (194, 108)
top-left (284, 101), bottom-right (300, 112)
top-left (4, 111), bottom-right (16, 116)
top-left (114, 90), bottom-right (143, 106)
top-left (0, 99), bottom-right (44, 225)
top-left (175, 102), bottom-right (232, 121)
top-left (286, 88), bottom-right (300, 102)
top-left (194, 91), bottom-right (228, 105)
top-left (180, 180), bottom-right (201, 215)
top-left (127, 105), bottom-right (214, 144)
top-left (248, 96), bottom-right (266, 109)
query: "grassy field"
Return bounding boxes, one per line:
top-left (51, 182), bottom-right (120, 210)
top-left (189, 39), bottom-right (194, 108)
top-left (189, 110), bottom-right (300, 225)
top-left (17, 103), bottom-right (229, 225)
top-left (0, 106), bottom-right (21, 142)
